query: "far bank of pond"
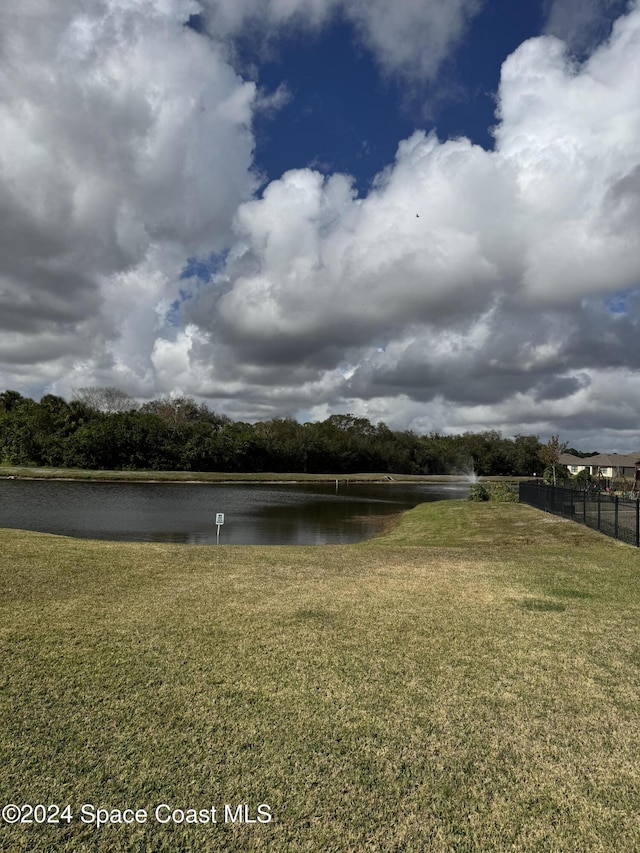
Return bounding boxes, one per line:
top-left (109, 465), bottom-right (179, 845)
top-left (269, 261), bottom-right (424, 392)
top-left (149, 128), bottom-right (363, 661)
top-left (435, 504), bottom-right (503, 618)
top-left (0, 479), bottom-right (472, 545)
top-left (0, 466), bottom-right (473, 484)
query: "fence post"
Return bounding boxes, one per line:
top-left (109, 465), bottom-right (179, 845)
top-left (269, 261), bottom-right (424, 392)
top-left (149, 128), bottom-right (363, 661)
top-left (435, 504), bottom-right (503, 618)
top-left (614, 496), bottom-right (619, 540)
top-left (597, 491), bottom-right (601, 531)
top-left (583, 490), bottom-right (587, 524)
top-left (636, 499), bottom-right (639, 548)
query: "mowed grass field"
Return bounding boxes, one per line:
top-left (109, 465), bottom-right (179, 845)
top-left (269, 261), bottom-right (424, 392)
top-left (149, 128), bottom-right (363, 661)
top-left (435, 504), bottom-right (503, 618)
top-left (1, 501), bottom-right (639, 852)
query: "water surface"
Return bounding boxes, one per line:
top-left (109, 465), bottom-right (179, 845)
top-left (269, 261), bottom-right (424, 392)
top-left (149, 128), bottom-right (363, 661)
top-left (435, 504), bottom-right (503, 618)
top-left (0, 479), bottom-right (467, 545)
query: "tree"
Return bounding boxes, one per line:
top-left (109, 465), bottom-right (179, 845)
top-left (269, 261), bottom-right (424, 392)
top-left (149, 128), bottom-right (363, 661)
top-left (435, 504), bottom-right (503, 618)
top-left (65, 412), bottom-right (177, 470)
top-left (413, 432), bottom-right (452, 474)
top-left (574, 468), bottom-right (597, 490)
top-left (0, 394), bottom-right (38, 464)
top-left (538, 435), bottom-right (568, 486)
top-left (509, 434), bottom-right (542, 476)
top-left (0, 390), bottom-right (25, 413)
top-left (253, 418), bottom-right (307, 472)
top-left (72, 386), bottom-right (138, 414)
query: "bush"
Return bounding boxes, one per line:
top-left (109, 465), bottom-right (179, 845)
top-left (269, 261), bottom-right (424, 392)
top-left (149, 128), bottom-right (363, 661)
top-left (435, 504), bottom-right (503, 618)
top-left (488, 482), bottom-right (518, 502)
top-left (468, 483), bottom-right (490, 501)
top-left (542, 464), bottom-right (569, 485)
top-left (574, 469), bottom-right (599, 491)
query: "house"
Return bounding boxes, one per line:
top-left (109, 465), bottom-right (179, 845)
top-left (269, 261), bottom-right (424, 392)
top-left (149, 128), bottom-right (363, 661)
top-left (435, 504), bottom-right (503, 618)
top-left (559, 452), bottom-right (640, 483)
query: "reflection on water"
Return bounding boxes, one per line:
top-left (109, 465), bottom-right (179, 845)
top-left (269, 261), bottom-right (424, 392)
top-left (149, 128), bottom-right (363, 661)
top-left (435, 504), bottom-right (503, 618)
top-left (0, 479), bottom-right (467, 545)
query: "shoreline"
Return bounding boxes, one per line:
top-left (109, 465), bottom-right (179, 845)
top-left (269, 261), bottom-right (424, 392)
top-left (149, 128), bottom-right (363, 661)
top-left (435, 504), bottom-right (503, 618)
top-left (0, 467), bottom-right (523, 485)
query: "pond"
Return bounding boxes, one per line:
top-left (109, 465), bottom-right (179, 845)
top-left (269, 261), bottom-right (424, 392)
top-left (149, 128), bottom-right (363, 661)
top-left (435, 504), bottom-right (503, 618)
top-left (0, 479), bottom-right (469, 545)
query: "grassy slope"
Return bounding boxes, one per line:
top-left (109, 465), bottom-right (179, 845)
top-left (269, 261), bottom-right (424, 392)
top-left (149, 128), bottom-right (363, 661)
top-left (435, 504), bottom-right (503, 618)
top-left (0, 502), bottom-right (638, 852)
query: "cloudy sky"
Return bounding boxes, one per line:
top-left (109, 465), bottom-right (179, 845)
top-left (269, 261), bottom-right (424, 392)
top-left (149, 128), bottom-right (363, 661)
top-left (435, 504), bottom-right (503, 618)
top-left (1, 0), bottom-right (639, 451)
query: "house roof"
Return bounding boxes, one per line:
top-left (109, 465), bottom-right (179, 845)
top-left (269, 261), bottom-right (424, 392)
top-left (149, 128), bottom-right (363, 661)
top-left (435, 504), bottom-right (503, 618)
top-left (559, 453), bottom-right (586, 465)
top-left (559, 452), bottom-right (640, 467)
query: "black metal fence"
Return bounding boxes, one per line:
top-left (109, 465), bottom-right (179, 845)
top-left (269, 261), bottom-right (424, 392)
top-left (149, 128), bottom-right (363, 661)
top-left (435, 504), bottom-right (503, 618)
top-left (519, 481), bottom-right (640, 547)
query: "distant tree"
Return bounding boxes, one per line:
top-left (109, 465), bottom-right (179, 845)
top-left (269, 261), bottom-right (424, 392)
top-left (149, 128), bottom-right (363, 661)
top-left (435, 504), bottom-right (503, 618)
top-left (65, 412), bottom-right (177, 470)
top-left (64, 399), bottom-right (97, 433)
top-left (302, 415), bottom-right (379, 473)
top-left (0, 394), bottom-right (43, 464)
top-left (455, 430), bottom-right (506, 476)
top-left (371, 425), bottom-right (422, 474)
top-left (0, 390), bottom-right (26, 413)
top-left (28, 395), bottom-right (72, 465)
top-left (72, 386), bottom-right (138, 414)
top-left (543, 464), bottom-right (569, 485)
top-left (415, 432), bottom-right (456, 474)
top-left (538, 435), bottom-right (568, 485)
top-left (253, 418), bottom-right (307, 472)
top-left (453, 447), bottom-right (477, 477)
top-left (0, 387), bottom-right (589, 478)
top-left (140, 397), bottom-right (229, 430)
top-left (509, 434), bottom-right (542, 476)
top-left (214, 420), bottom-right (259, 472)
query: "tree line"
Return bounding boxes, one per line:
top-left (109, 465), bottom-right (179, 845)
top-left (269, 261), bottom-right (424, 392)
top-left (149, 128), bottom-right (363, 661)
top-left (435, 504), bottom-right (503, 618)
top-left (0, 387), bottom-right (548, 476)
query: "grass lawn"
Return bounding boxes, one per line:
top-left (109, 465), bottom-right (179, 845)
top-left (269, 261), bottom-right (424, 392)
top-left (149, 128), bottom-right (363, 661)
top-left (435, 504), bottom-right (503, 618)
top-left (0, 501), bottom-right (638, 851)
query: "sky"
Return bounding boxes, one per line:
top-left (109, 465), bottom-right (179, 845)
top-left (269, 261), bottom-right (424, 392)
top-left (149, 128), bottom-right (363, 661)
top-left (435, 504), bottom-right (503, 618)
top-left (1, 0), bottom-right (639, 451)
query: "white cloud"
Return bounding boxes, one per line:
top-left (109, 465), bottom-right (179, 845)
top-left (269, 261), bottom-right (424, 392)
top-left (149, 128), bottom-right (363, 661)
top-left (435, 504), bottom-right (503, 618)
top-left (197, 133), bottom-right (507, 364)
top-left (201, 0), bottom-right (482, 81)
top-left (0, 0), bottom-right (257, 395)
top-left (3, 0), bottom-right (640, 452)
top-left (189, 3), bottom-right (637, 361)
top-left (346, 0), bottom-right (483, 81)
top-left (171, 2), bottom-right (640, 447)
top-left (197, 1), bottom-right (639, 372)
top-left (201, 0), bottom-right (339, 34)
top-left (543, 0), bottom-right (630, 54)
top-left (496, 13), bottom-right (640, 302)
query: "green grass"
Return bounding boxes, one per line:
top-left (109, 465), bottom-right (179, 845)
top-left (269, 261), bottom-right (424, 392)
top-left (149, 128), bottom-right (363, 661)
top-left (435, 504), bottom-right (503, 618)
top-left (0, 465), bottom-right (476, 484)
top-left (1, 501), bottom-right (639, 851)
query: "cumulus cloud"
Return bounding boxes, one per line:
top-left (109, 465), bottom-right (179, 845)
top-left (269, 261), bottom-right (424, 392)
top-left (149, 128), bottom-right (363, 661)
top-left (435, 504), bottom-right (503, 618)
top-left (201, 0), bottom-right (482, 81)
top-left (0, 0), bottom-right (257, 392)
top-left (188, 133), bottom-right (508, 366)
top-left (170, 1), bottom-right (640, 445)
top-left (188, 1), bottom-right (639, 341)
top-left (495, 13), bottom-right (640, 303)
top-left (3, 0), bottom-right (640, 451)
top-left (543, 0), bottom-right (630, 54)
top-left (345, 0), bottom-right (483, 81)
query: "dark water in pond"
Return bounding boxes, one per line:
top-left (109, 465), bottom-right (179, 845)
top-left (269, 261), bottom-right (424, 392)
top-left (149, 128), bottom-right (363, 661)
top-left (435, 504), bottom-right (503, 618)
top-left (0, 479), bottom-right (468, 545)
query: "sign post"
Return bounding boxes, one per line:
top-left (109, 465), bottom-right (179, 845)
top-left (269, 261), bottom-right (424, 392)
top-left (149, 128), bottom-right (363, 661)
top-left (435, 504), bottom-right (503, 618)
top-left (216, 512), bottom-right (224, 544)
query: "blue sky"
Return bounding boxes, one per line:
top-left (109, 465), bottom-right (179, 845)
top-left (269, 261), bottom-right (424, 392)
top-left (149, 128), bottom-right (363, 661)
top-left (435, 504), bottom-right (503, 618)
top-left (245, 0), bottom-right (594, 188)
top-left (248, 19), bottom-right (418, 193)
top-left (1, 0), bottom-right (640, 450)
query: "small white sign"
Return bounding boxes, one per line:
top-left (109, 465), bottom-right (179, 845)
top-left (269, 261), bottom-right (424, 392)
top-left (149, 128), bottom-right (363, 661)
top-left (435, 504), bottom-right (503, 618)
top-left (216, 513), bottom-right (225, 525)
